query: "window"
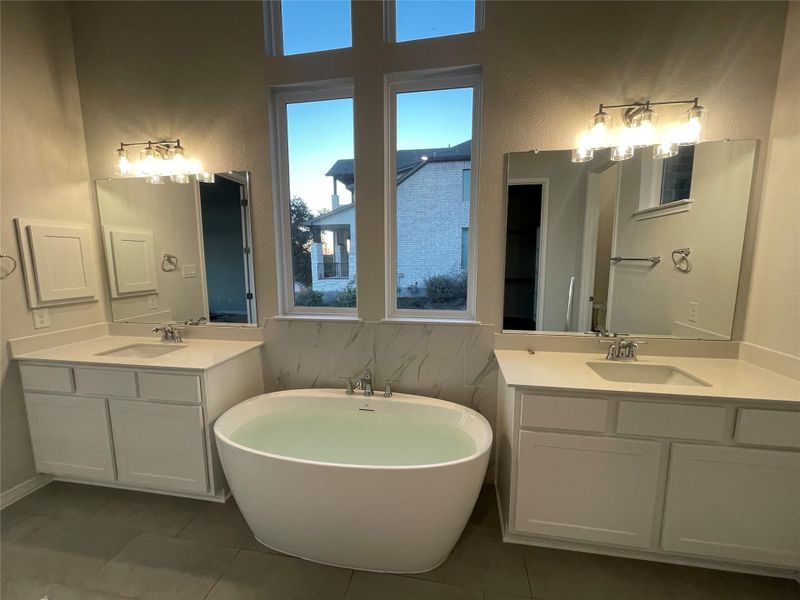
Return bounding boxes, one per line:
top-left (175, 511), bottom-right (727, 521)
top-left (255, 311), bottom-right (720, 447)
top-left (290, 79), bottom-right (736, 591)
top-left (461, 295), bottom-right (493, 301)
top-left (660, 145), bottom-right (695, 204)
top-left (392, 0), bottom-right (482, 43)
top-left (387, 69), bottom-right (481, 319)
top-left (273, 83), bottom-right (357, 314)
top-left (265, 0), bottom-right (352, 56)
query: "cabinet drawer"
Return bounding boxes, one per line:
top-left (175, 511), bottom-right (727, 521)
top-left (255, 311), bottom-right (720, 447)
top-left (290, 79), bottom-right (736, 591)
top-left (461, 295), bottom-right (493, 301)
top-left (138, 372), bottom-right (202, 404)
top-left (75, 367), bottom-right (138, 397)
top-left (735, 409), bottom-right (800, 449)
top-left (616, 401), bottom-right (726, 441)
top-left (520, 393), bottom-right (607, 432)
top-left (19, 363), bottom-right (74, 393)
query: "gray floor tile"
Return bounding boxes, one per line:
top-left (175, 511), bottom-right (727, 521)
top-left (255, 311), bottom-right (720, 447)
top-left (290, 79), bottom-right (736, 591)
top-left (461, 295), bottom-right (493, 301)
top-left (657, 563), bottom-right (800, 600)
top-left (1, 517), bottom-right (138, 586)
top-left (347, 571), bottom-right (483, 600)
top-left (205, 548), bottom-right (352, 600)
top-left (412, 530), bottom-right (531, 596)
top-left (83, 533), bottom-right (237, 600)
top-left (523, 546), bottom-right (673, 600)
top-left (467, 484), bottom-right (502, 539)
top-left (177, 498), bottom-right (274, 553)
top-left (9, 481), bottom-right (120, 520)
top-left (0, 504), bottom-right (51, 546)
top-left (90, 489), bottom-right (207, 536)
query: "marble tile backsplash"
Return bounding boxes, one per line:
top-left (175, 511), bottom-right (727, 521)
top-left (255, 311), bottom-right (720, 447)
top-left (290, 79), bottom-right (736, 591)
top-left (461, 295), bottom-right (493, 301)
top-left (262, 319), bottom-right (499, 429)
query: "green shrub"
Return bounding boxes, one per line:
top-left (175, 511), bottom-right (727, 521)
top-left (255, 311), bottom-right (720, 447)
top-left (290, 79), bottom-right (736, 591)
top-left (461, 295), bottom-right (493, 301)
top-left (424, 271), bottom-right (467, 304)
top-left (334, 284), bottom-right (357, 307)
top-left (295, 289), bottom-right (324, 306)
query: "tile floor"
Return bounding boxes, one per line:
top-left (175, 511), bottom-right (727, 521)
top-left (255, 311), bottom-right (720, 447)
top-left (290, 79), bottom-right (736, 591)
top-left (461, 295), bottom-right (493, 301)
top-left (1, 482), bottom-right (797, 600)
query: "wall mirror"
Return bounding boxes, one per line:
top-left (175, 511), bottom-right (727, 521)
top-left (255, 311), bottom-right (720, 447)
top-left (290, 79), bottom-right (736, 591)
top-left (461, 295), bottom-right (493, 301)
top-left (95, 171), bottom-right (257, 325)
top-left (503, 140), bottom-right (756, 339)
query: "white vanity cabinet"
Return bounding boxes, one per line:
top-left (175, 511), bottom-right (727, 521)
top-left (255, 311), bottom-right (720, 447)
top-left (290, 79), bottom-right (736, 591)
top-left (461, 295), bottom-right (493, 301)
top-left (496, 373), bottom-right (800, 575)
top-left (18, 343), bottom-right (263, 501)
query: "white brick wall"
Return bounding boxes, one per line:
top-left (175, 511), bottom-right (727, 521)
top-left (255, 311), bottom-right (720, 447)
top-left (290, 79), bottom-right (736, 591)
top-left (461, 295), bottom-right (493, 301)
top-left (396, 160), bottom-right (470, 293)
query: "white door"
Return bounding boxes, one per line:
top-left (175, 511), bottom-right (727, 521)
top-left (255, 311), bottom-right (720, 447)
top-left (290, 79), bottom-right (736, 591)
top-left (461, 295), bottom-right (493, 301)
top-left (662, 443), bottom-right (800, 567)
top-left (24, 393), bottom-right (115, 481)
top-left (109, 399), bottom-right (208, 494)
top-left (514, 431), bottom-right (662, 548)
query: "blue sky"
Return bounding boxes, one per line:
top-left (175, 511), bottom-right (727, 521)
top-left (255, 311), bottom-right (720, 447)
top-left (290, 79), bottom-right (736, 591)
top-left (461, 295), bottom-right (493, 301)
top-left (283, 0), bottom-right (475, 214)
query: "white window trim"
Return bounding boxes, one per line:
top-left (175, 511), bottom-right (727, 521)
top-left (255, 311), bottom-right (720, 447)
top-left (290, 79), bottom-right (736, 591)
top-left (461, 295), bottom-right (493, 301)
top-left (271, 79), bottom-right (357, 317)
top-left (384, 0), bottom-right (486, 44)
top-left (262, 0), bottom-right (352, 57)
top-left (635, 154), bottom-right (693, 220)
top-left (384, 66), bottom-right (482, 322)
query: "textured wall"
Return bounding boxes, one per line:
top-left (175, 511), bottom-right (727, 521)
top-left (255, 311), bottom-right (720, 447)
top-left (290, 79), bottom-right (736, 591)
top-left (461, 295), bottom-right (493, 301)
top-left (0, 1), bottom-right (106, 492)
top-left (744, 3), bottom-right (800, 358)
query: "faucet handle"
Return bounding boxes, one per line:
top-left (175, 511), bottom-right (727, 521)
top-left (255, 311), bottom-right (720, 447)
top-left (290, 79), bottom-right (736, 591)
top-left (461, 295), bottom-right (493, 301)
top-left (338, 376), bottom-right (354, 395)
top-left (384, 379), bottom-right (397, 398)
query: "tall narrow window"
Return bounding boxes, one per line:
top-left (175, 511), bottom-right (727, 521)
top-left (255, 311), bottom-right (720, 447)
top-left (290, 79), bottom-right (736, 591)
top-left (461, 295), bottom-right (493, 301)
top-left (264, 1), bottom-right (352, 56)
top-left (387, 70), bottom-right (480, 319)
top-left (274, 84), bottom-right (356, 314)
top-left (393, 0), bottom-right (481, 43)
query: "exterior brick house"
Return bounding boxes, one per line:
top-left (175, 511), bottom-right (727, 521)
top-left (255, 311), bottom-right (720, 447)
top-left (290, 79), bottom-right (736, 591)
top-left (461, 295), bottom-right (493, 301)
top-left (306, 141), bottom-right (471, 295)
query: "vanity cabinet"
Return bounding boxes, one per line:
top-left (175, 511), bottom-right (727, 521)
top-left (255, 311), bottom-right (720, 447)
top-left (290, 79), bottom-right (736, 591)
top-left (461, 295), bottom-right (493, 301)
top-left (496, 378), bottom-right (800, 574)
top-left (17, 344), bottom-right (263, 501)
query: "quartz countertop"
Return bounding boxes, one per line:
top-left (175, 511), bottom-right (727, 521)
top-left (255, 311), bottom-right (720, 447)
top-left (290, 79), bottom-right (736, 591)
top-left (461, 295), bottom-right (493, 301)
top-left (495, 349), bottom-right (800, 405)
top-left (13, 335), bottom-right (263, 371)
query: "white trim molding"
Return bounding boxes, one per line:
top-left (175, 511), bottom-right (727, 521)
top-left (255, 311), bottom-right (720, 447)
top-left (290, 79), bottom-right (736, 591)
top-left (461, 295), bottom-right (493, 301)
top-left (632, 198), bottom-right (694, 221)
top-left (384, 66), bottom-right (482, 322)
top-left (1, 474), bottom-right (52, 509)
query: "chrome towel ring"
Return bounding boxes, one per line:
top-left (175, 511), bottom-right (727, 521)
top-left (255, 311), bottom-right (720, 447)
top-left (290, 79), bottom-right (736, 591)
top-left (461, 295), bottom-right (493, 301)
top-left (161, 253), bottom-right (178, 272)
top-left (672, 248), bottom-right (692, 272)
top-left (0, 253), bottom-right (17, 279)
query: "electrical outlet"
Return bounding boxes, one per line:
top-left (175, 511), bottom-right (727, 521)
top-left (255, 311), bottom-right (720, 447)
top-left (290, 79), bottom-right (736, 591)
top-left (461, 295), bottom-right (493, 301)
top-left (182, 264), bottom-right (197, 278)
top-left (147, 295), bottom-right (158, 310)
top-left (33, 308), bottom-right (51, 329)
top-left (688, 301), bottom-right (699, 323)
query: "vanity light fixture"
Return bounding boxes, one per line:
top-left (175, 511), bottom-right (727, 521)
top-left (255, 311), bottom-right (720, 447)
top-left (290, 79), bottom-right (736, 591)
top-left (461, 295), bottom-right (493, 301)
top-left (112, 139), bottom-right (206, 184)
top-left (572, 98), bottom-right (706, 163)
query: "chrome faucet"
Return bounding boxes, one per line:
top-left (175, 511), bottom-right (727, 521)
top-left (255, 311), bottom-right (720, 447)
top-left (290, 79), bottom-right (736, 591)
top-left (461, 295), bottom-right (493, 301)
top-left (354, 368), bottom-right (374, 396)
top-left (605, 337), bottom-right (643, 361)
top-left (152, 324), bottom-right (183, 343)
top-left (384, 379), bottom-right (396, 398)
top-left (184, 316), bottom-right (207, 326)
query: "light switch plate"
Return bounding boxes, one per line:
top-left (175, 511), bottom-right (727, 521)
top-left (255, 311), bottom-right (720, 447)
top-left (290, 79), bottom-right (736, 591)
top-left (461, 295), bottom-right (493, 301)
top-left (32, 308), bottom-right (51, 329)
top-left (182, 264), bottom-right (197, 278)
top-left (147, 295), bottom-right (158, 310)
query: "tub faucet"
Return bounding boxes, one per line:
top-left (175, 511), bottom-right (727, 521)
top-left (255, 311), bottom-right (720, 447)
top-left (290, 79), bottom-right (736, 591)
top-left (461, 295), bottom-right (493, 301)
top-left (355, 369), bottom-right (374, 396)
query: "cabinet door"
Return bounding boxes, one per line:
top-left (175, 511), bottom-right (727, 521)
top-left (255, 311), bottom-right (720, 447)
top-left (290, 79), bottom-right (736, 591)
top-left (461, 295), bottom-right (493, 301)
top-left (24, 394), bottom-right (115, 481)
top-left (515, 431), bottom-right (662, 548)
top-left (662, 444), bottom-right (800, 567)
top-left (109, 399), bottom-right (208, 494)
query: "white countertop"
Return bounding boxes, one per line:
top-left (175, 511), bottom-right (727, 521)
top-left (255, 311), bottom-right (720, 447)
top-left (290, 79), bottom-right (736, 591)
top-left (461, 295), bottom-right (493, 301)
top-left (13, 335), bottom-right (263, 371)
top-left (495, 349), bottom-right (800, 404)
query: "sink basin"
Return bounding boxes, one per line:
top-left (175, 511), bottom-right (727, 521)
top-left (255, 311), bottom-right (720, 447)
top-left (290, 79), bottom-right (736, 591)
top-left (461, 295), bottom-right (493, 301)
top-left (97, 344), bottom-right (186, 358)
top-left (586, 361), bottom-right (710, 387)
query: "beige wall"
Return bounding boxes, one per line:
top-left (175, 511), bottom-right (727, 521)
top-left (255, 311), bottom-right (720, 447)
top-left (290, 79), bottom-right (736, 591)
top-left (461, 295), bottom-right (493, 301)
top-left (744, 3), bottom-right (800, 358)
top-left (0, 1), bottom-right (107, 491)
top-left (96, 178), bottom-right (207, 322)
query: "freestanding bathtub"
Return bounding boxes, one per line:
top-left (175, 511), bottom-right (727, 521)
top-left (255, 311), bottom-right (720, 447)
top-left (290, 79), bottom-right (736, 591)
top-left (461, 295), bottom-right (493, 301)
top-left (214, 388), bottom-right (492, 573)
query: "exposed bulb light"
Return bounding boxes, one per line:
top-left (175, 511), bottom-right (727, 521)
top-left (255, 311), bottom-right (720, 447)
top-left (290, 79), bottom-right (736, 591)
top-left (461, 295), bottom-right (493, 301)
top-left (140, 146), bottom-right (159, 175)
top-left (632, 106), bottom-right (657, 147)
top-left (653, 141), bottom-right (679, 159)
top-left (170, 174), bottom-right (190, 184)
top-left (678, 101), bottom-right (705, 145)
top-left (588, 107), bottom-right (612, 148)
top-left (420, 155), bottom-right (429, 161)
top-left (114, 147), bottom-right (131, 176)
top-left (571, 146), bottom-right (594, 163)
top-left (145, 174), bottom-right (164, 185)
top-left (196, 172), bottom-right (215, 184)
top-left (610, 144), bottom-right (634, 161)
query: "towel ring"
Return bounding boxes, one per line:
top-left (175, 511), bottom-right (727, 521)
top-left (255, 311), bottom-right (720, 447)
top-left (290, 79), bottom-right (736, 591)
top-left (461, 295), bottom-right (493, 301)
top-left (671, 248), bottom-right (692, 272)
top-left (0, 253), bottom-right (17, 280)
top-left (161, 253), bottom-right (178, 272)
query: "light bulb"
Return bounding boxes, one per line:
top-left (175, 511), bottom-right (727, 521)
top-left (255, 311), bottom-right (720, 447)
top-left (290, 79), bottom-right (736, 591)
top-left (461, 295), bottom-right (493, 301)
top-left (196, 172), bottom-right (215, 184)
top-left (170, 144), bottom-right (188, 175)
top-left (588, 109), bottom-right (612, 148)
top-left (145, 174), bottom-right (164, 185)
top-left (170, 174), bottom-right (190, 184)
top-left (140, 147), bottom-right (159, 175)
top-left (571, 146), bottom-right (594, 163)
top-left (653, 141), bottom-right (679, 159)
top-left (114, 148), bottom-right (131, 176)
top-left (610, 144), bottom-right (634, 161)
top-left (632, 108), bottom-right (657, 147)
top-left (678, 104), bottom-right (705, 145)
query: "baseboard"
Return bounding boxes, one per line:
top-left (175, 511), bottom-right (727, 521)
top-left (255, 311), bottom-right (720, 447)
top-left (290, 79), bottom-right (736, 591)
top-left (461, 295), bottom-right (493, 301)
top-left (0, 474), bottom-right (53, 509)
top-left (738, 342), bottom-right (800, 380)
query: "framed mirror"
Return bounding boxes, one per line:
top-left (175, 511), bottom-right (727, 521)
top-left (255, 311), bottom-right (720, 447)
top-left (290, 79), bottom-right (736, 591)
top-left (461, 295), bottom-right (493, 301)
top-left (503, 140), bottom-right (756, 339)
top-left (95, 171), bottom-right (257, 325)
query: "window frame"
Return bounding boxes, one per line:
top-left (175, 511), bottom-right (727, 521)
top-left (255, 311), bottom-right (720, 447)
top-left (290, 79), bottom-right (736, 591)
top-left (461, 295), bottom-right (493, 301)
top-left (384, 67), bottom-right (482, 322)
top-left (262, 0), bottom-right (353, 57)
top-left (384, 0), bottom-right (486, 44)
top-left (271, 80), bottom-right (358, 317)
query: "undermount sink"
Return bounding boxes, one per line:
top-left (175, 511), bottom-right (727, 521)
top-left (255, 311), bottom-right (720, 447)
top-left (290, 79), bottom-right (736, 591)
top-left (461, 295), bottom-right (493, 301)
top-left (97, 344), bottom-right (186, 358)
top-left (586, 361), bottom-right (710, 387)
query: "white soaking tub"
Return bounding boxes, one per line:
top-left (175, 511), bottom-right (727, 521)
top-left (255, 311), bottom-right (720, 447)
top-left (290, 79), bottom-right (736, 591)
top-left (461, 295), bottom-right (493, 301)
top-left (214, 388), bottom-right (492, 573)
